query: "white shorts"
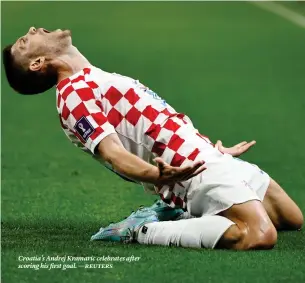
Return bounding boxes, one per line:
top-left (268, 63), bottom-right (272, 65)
top-left (187, 155), bottom-right (271, 217)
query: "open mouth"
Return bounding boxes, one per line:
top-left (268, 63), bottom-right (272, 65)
top-left (43, 28), bottom-right (51, 33)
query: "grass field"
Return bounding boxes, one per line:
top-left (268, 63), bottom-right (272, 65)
top-left (2, 2), bottom-right (305, 283)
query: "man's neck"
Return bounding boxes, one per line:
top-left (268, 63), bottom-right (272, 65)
top-left (55, 46), bottom-right (91, 84)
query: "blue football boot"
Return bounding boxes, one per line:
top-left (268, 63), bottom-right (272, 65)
top-left (91, 208), bottom-right (158, 242)
top-left (144, 200), bottom-right (184, 221)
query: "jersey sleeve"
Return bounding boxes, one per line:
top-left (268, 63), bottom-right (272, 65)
top-left (60, 86), bottom-right (116, 154)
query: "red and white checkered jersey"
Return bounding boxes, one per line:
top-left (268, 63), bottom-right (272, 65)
top-left (56, 66), bottom-right (217, 209)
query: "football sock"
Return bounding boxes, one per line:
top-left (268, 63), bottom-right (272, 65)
top-left (175, 211), bottom-right (195, 220)
top-left (136, 215), bottom-right (235, 249)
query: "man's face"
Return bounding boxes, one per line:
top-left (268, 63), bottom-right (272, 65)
top-left (11, 27), bottom-right (72, 66)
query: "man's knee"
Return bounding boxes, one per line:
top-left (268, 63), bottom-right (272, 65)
top-left (216, 223), bottom-right (248, 250)
top-left (274, 199), bottom-right (303, 231)
top-left (253, 225), bottom-right (277, 250)
top-left (216, 222), bottom-right (277, 250)
top-left (264, 179), bottom-right (303, 231)
top-left (287, 203), bottom-right (304, 230)
top-left (288, 209), bottom-right (304, 230)
top-left (296, 211), bottom-right (304, 230)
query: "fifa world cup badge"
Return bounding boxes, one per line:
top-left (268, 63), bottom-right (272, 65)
top-left (74, 116), bottom-right (95, 141)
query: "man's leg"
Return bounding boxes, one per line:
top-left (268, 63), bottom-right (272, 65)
top-left (92, 200), bottom-right (278, 250)
top-left (136, 215), bottom-right (236, 249)
top-left (216, 200), bottom-right (277, 250)
top-left (154, 178), bottom-right (304, 231)
top-left (262, 178), bottom-right (303, 230)
top-left (137, 199), bottom-right (279, 250)
top-left (92, 205), bottom-right (237, 249)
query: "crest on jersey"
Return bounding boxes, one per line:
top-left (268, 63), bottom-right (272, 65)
top-left (135, 80), bottom-right (167, 106)
top-left (74, 116), bottom-right (94, 142)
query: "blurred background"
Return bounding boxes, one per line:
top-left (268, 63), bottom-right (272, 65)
top-left (2, 2), bottom-right (305, 283)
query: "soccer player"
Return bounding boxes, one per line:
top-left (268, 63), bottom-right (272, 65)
top-left (3, 27), bottom-right (303, 250)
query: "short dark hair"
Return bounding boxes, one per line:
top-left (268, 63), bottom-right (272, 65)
top-left (2, 44), bottom-right (58, 95)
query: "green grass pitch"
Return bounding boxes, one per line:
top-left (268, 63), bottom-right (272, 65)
top-left (2, 2), bottom-right (305, 283)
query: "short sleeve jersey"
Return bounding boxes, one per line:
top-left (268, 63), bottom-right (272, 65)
top-left (56, 66), bottom-right (214, 208)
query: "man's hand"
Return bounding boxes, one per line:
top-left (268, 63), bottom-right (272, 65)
top-left (154, 157), bottom-right (206, 186)
top-left (215, 140), bottom-right (256, 157)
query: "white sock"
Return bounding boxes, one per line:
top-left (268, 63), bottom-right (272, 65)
top-left (175, 211), bottom-right (195, 220)
top-left (137, 216), bottom-right (235, 249)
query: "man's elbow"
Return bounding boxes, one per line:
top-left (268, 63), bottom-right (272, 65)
top-left (97, 141), bottom-right (121, 165)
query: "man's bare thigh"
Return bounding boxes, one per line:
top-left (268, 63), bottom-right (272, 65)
top-left (262, 178), bottom-right (303, 230)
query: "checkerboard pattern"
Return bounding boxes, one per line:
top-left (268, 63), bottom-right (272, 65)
top-left (56, 67), bottom-right (213, 208)
top-left (57, 68), bottom-right (116, 153)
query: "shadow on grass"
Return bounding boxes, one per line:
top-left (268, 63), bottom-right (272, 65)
top-left (1, 219), bottom-right (159, 255)
top-left (2, 219), bottom-right (304, 252)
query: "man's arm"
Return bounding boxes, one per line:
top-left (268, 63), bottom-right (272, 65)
top-left (97, 133), bottom-right (206, 186)
top-left (58, 84), bottom-right (205, 184)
